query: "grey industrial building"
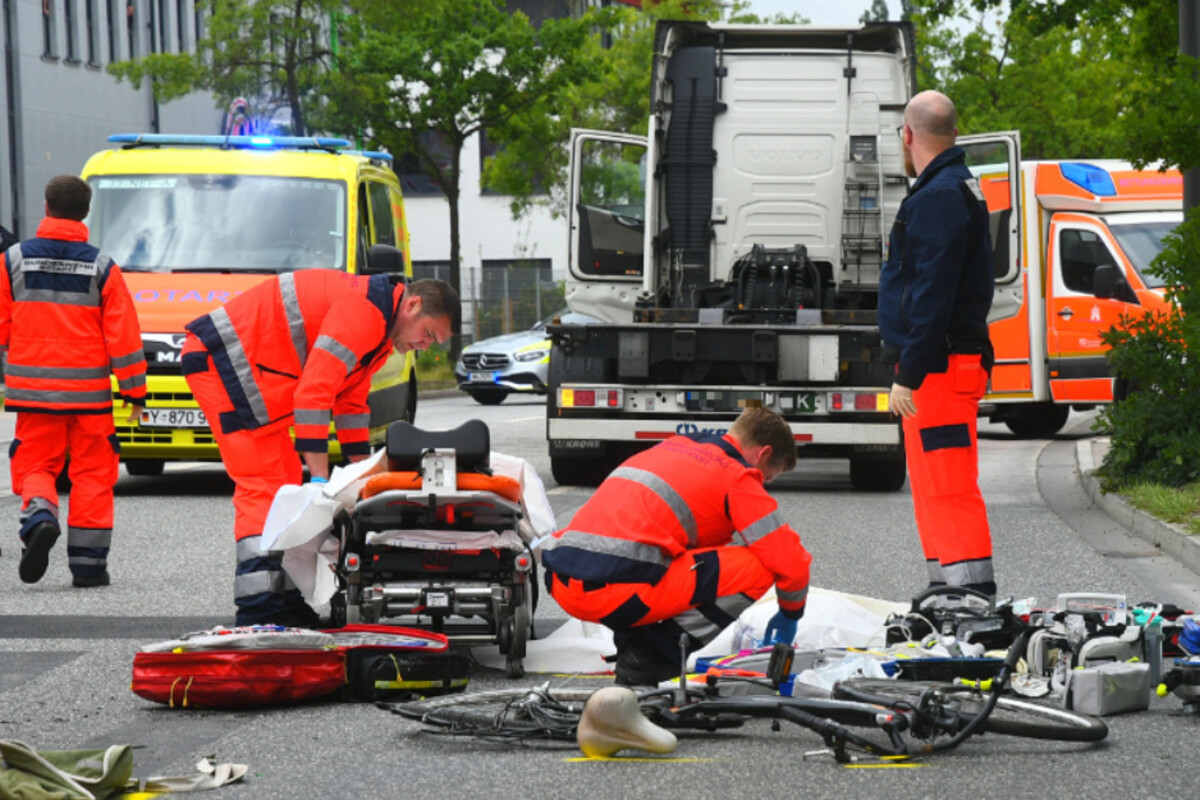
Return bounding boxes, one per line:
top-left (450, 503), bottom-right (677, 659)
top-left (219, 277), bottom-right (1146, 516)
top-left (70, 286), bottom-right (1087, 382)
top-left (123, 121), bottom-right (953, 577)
top-left (1, 0), bottom-right (217, 239)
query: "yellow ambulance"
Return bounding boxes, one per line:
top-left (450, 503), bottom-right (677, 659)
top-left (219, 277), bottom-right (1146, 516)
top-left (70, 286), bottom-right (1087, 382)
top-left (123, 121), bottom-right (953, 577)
top-left (80, 133), bottom-right (416, 475)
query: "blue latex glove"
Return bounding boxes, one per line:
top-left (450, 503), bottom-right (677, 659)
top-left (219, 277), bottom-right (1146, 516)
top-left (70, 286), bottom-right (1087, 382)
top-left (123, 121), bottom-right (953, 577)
top-left (763, 610), bottom-right (798, 646)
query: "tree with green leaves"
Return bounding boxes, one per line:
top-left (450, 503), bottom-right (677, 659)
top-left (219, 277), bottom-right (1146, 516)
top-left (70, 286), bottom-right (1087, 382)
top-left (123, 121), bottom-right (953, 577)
top-left (317, 0), bottom-right (593, 355)
top-left (918, 0), bottom-right (1200, 487)
top-left (108, 0), bottom-right (344, 136)
top-left (907, 0), bottom-right (1155, 158)
top-left (860, 0), bottom-right (891, 23)
top-left (482, 0), bottom-right (806, 219)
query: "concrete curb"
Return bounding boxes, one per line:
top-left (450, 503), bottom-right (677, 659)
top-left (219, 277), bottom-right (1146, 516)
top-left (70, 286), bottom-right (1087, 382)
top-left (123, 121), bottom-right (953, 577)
top-left (1076, 439), bottom-right (1200, 576)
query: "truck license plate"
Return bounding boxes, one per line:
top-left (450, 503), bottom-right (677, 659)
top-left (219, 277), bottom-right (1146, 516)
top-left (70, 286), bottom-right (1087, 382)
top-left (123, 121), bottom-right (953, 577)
top-left (425, 591), bottom-right (451, 609)
top-left (140, 408), bottom-right (209, 428)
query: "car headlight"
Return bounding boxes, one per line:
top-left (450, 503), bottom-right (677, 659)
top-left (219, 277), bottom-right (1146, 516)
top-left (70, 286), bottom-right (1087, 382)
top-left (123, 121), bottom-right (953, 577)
top-left (514, 349), bottom-right (548, 363)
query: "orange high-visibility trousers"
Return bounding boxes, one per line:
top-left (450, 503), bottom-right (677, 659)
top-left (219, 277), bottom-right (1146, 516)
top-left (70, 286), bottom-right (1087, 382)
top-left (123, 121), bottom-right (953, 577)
top-left (184, 345), bottom-right (305, 624)
top-left (10, 412), bottom-right (118, 579)
top-left (548, 545), bottom-right (776, 658)
top-left (901, 353), bottom-right (995, 594)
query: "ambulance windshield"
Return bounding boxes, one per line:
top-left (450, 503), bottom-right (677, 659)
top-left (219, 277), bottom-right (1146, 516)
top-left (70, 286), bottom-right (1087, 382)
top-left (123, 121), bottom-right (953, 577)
top-left (86, 175), bottom-right (347, 273)
top-left (1107, 217), bottom-right (1179, 290)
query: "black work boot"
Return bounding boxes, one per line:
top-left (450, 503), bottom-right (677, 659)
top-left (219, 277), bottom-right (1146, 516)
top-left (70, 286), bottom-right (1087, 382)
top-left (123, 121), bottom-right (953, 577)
top-left (19, 520), bottom-right (61, 584)
top-left (614, 637), bottom-right (680, 687)
top-left (73, 572), bottom-right (111, 588)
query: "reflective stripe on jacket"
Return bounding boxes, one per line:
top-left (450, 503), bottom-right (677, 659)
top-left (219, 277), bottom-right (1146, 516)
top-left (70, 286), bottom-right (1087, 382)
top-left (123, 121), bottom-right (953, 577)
top-left (183, 270), bottom-right (400, 454)
top-left (540, 433), bottom-right (811, 617)
top-left (0, 218), bottom-right (146, 414)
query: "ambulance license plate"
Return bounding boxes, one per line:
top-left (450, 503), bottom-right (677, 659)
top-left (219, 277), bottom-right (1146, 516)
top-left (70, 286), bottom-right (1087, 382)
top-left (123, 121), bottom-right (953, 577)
top-left (469, 372), bottom-right (495, 383)
top-left (140, 408), bottom-right (209, 428)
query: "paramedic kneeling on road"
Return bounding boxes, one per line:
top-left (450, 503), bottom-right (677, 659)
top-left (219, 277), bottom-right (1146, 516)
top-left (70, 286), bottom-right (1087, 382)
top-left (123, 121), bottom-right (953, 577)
top-left (880, 90), bottom-right (996, 597)
top-left (182, 272), bottom-right (460, 627)
top-left (541, 407), bottom-right (812, 686)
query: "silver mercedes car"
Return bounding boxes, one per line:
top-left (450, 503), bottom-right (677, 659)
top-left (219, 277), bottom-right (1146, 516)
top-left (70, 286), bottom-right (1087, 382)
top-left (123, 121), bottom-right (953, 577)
top-left (455, 309), bottom-right (598, 404)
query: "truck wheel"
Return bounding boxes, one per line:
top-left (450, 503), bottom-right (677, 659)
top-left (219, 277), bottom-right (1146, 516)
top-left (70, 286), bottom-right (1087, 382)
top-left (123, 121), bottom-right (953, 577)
top-left (468, 388), bottom-right (509, 405)
top-left (125, 459), bottom-right (166, 477)
top-left (849, 458), bottom-right (907, 492)
top-left (1004, 404), bottom-right (1069, 438)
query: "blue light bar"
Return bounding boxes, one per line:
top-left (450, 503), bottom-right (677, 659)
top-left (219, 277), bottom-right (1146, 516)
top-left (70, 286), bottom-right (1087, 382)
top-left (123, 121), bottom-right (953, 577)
top-left (1060, 162), bottom-right (1117, 197)
top-left (106, 133), bottom-right (352, 151)
top-left (347, 149), bottom-right (394, 164)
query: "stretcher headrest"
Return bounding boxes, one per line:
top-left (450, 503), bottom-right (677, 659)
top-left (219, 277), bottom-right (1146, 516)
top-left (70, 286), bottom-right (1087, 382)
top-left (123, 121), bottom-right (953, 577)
top-left (386, 419), bottom-right (490, 472)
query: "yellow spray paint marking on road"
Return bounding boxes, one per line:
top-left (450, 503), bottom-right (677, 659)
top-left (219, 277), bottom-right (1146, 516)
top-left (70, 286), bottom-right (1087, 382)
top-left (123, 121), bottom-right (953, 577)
top-left (565, 756), bottom-right (716, 763)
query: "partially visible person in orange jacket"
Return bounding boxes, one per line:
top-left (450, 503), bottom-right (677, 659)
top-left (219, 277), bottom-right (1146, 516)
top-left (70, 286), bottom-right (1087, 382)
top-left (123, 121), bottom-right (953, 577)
top-left (182, 271), bottom-right (459, 627)
top-left (540, 406), bottom-right (812, 685)
top-left (0, 175), bottom-right (147, 588)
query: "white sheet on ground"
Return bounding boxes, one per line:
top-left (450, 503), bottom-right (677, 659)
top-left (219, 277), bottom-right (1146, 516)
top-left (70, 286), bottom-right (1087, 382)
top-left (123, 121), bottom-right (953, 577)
top-left (472, 586), bottom-right (909, 674)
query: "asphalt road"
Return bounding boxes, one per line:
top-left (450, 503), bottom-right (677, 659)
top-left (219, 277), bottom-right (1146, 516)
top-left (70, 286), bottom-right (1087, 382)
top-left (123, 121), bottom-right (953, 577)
top-left (1, 395), bottom-right (1199, 798)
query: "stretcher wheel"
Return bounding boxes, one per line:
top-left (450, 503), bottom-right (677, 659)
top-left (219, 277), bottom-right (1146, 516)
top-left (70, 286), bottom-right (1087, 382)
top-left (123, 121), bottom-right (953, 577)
top-left (330, 595), bottom-right (347, 629)
top-left (505, 600), bottom-right (532, 679)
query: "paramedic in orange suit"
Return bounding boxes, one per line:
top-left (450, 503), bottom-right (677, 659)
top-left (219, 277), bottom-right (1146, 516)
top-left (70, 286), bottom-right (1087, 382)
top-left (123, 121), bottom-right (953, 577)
top-left (182, 273), bottom-right (460, 626)
top-left (879, 90), bottom-right (996, 597)
top-left (0, 175), bottom-right (147, 588)
top-left (541, 406), bottom-right (811, 685)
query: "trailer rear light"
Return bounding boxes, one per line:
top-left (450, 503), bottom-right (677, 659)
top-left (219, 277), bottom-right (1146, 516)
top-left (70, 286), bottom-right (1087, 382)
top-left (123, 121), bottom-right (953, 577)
top-left (559, 388), bottom-right (623, 408)
top-left (827, 392), bottom-right (890, 412)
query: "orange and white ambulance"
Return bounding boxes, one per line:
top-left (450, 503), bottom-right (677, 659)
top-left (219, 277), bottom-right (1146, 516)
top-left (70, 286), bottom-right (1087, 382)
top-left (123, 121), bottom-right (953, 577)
top-left (81, 133), bottom-right (416, 475)
top-left (958, 132), bottom-right (1180, 436)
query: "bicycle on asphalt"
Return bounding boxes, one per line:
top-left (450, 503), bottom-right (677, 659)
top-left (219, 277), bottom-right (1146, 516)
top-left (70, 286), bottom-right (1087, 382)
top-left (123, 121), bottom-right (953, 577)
top-left (383, 626), bottom-right (1107, 764)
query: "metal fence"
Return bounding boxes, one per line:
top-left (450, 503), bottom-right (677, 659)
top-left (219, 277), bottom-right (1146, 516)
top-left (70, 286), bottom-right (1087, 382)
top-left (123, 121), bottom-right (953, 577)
top-left (412, 262), bottom-right (566, 343)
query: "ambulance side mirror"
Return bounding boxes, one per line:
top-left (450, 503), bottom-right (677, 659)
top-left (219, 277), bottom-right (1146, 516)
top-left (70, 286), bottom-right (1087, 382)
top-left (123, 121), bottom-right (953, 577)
top-left (1092, 264), bottom-right (1120, 299)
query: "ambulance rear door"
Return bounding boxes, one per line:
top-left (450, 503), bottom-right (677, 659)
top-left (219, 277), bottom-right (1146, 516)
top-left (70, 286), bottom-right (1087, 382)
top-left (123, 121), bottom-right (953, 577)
top-left (956, 132), bottom-right (1028, 397)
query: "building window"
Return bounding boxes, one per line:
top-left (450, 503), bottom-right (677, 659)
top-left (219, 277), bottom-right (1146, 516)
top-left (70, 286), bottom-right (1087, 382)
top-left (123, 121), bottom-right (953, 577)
top-left (106, 0), bottom-right (118, 61)
top-left (159, 0), bottom-right (170, 53)
top-left (43, 0), bottom-right (59, 59)
top-left (147, 0), bottom-right (157, 52)
top-left (194, 2), bottom-right (204, 44)
top-left (397, 132), bottom-right (452, 197)
top-left (85, 0), bottom-right (100, 65)
top-left (479, 127), bottom-right (547, 196)
top-left (176, 0), bottom-right (188, 51)
top-left (64, 0), bottom-right (79, 62)
top-left (127, 0), bottom-right (138, 59)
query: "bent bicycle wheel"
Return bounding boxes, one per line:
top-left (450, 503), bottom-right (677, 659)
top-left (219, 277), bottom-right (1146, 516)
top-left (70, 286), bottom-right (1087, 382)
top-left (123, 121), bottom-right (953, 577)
top-left (835, 680), bottom-right (1107, 743)
top-left (384, 686), bottom-right (597, 742)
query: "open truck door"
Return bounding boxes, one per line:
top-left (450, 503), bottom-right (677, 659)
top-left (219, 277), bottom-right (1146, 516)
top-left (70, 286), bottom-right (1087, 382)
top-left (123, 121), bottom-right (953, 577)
top-left (566, 129), bottom-right (649, 324)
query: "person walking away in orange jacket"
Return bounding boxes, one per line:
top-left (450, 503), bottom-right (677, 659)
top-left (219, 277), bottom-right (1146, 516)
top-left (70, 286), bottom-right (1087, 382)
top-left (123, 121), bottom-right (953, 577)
top-left (182, 272), bottom-right (459, 627)
top-left (540, 406), bottom-right (812, 685)
top-left (0, 175), bottom-right (148, 587)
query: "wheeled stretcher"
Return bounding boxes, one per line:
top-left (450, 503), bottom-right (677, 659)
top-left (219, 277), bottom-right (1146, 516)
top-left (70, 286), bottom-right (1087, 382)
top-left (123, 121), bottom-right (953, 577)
top-left (327, 419), bottom-right (536, 678)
